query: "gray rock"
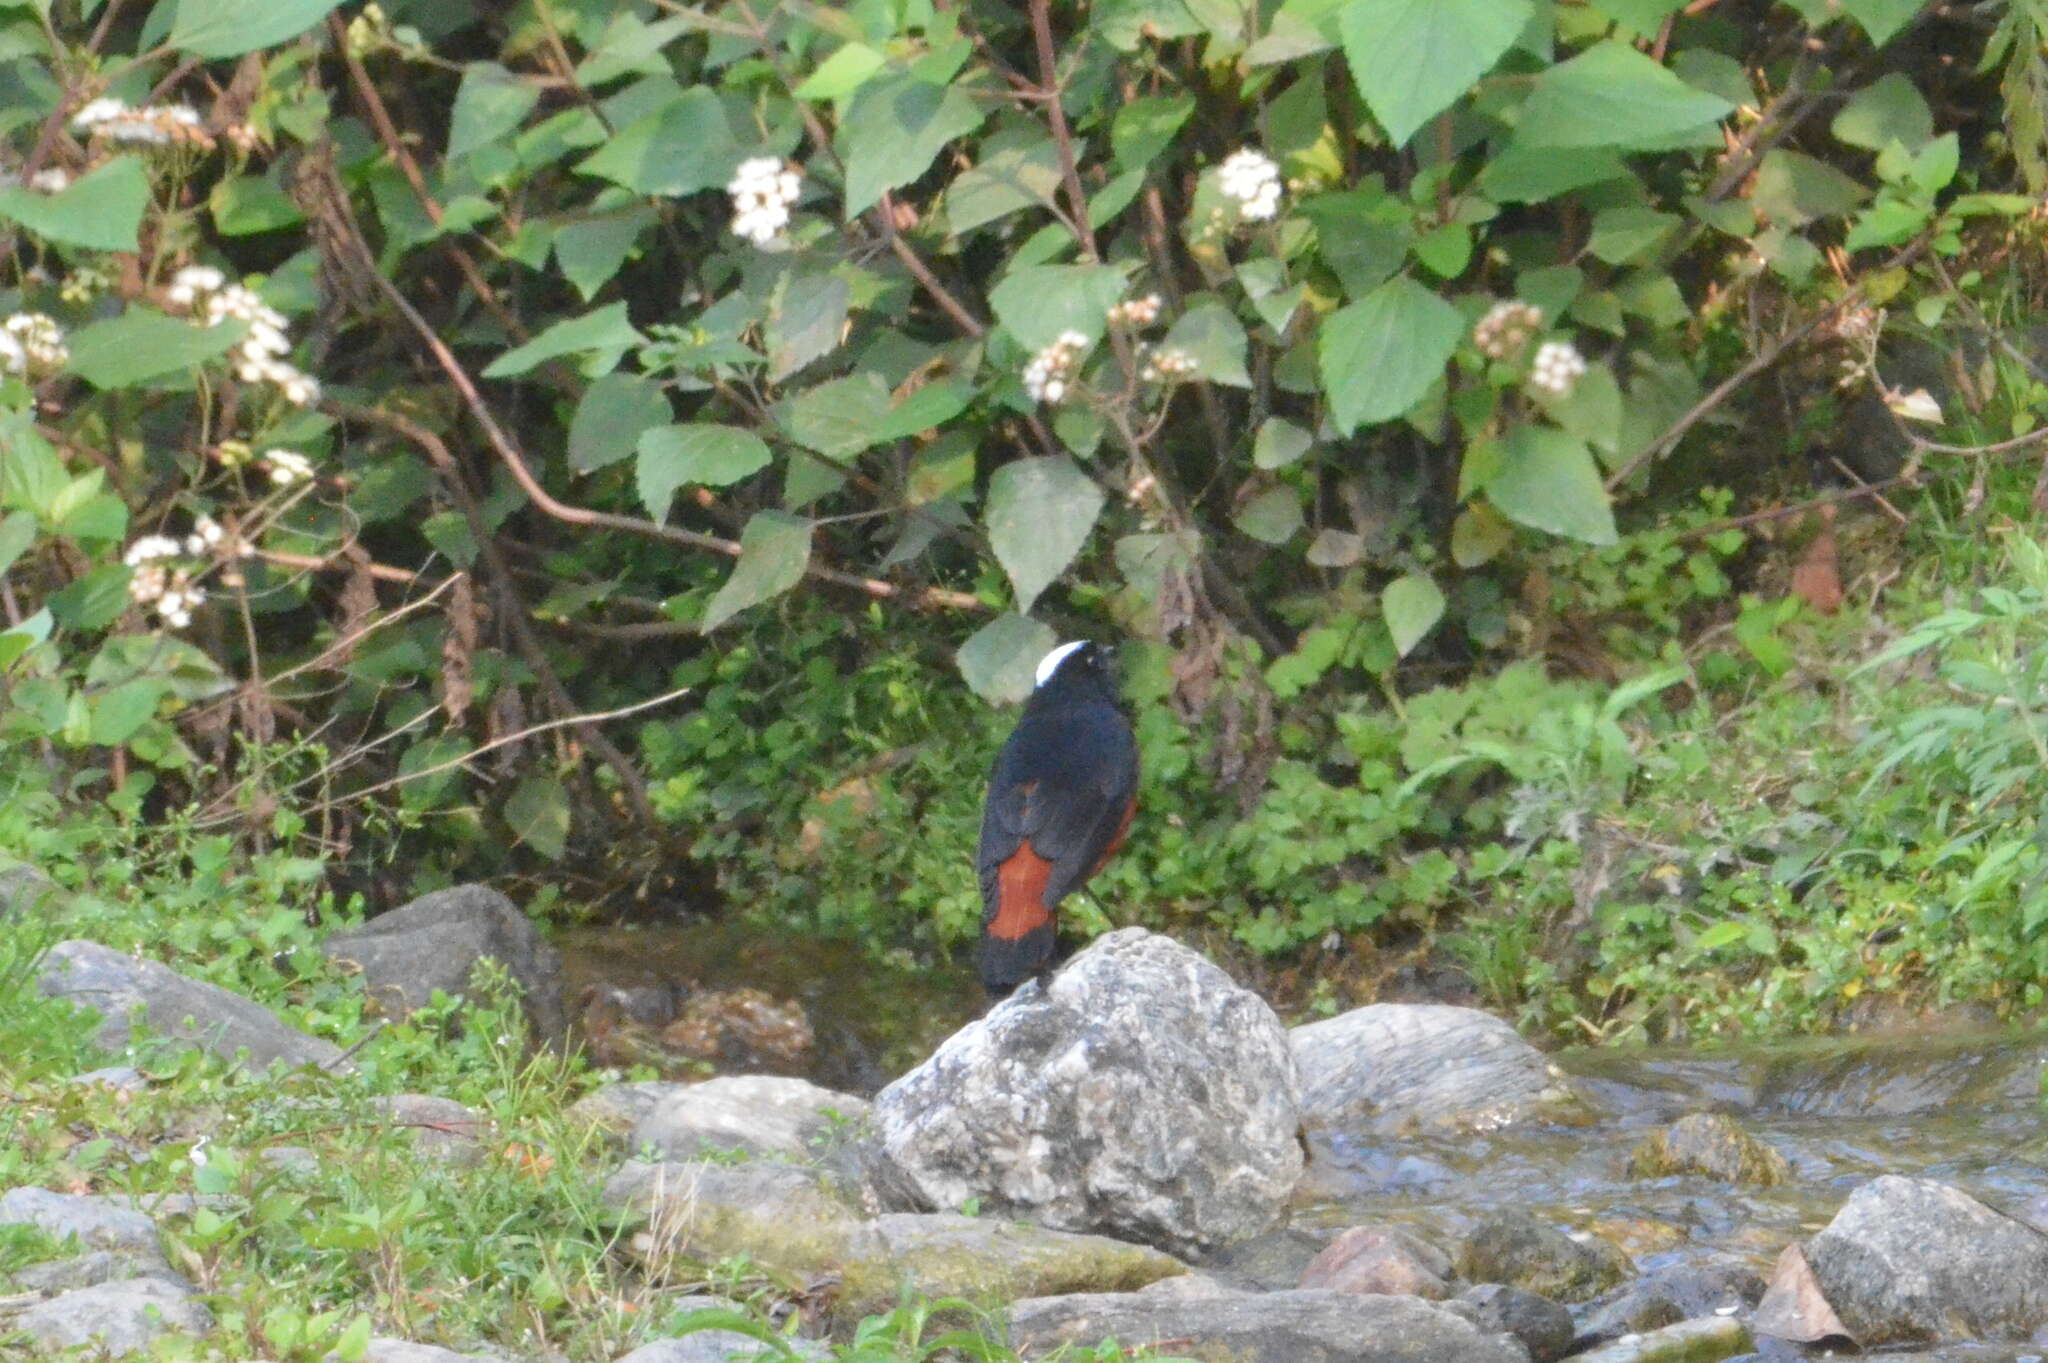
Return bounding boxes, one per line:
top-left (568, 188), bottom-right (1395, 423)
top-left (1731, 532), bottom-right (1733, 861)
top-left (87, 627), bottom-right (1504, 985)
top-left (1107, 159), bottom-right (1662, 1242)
top-left (1627, 1112), bottom-right (1790, 1186)
top-left (1449, 1284), bottom-right (1574, 1363)
top-left (617, 1330), bottom-right (828, 1363)
top-left (840, 1211), bottom-right (1184, 1319)
top-left (354, 1340), bottom-right (507, 1363)
top-left (1804, 1175), bottom-right (2048, 1344)
top-left (1298, 1224), bottom-right (1454, 1299)
top-left (34, 940), bottom-right (347, 1073)
top-left (604, 1159), bottom-right (864, 1278)
top-left (1565, 1316), bottom-right (1749, 1363)
top-left (0, 862), bottom-right (60, 917)
top-left (16, 1276), bottom-right (212, 1355)
top-left (1198, 1225), bottom-right (1328, 1291)
top-left (11, 1250), bottom-right (182, 1293)
top-left (567, 1080), bottom-right (692, 1141)
top-left (370, 1094), bottom-right (488, 1163)
top-left (68, 1066), bottom-right (149, 1094)
top-left (1292, 1003), bottom-right (1582, 1135)
top-left (0, 1187), bottom-right (162, 1256)
top-left (1008, 1286), bottom-right (1530, 1362)
top-left (1576, 1258), bottom-right (1764, 1346)
top-left (871, 928), bottom-right (1301, 1258)
top-left (630, 1075), bottom-right (868, 1162)
top-left (1457, 1211), bottom-right (1632, 1304)
top-left (321, 885), bottom-right (565, 1041)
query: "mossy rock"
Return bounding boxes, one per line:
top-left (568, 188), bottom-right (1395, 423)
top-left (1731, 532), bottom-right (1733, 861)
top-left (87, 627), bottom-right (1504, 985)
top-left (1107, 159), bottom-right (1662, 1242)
top-left (1628, 1112), bottom-right (1791, 1187)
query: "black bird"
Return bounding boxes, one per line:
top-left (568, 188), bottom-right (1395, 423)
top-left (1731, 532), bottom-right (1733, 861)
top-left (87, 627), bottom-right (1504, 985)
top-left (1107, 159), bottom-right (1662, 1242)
top-left (976, 640), bottom-right (1140, 995)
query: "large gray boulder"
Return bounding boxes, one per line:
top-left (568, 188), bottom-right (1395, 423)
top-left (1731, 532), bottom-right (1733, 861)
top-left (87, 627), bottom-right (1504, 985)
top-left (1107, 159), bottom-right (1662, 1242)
top-left (16, 1277), bottom-right (213, 1356)
top-left (1291, 1003), bottom-right (1581, 1135)
top-left (629, 1075), bottom-right (868, 1162)
top-left (321, 885), bottom-right (565, 1041)
top-left (1803, 1175), bottom-right (2048, 1344)
top-left (34, 941), bottom-right (347, 1073)
top-left (1008, 1284), bottom-right (1530, 1362)
top-left (871, 928), bottom-right (1301, 1258)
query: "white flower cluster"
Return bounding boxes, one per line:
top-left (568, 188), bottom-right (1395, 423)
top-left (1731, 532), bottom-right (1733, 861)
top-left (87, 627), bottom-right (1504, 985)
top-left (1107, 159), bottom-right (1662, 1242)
top-left (123, 535), bottom-right (206, 629)
top-left (267, 449), bottom-right (315, 486)
top-left (727, 157), bottom-right (801, 247)
top-left (0, 167), bottom-right (71, 194)
top-left (1218, 148), bottom-right (1283, 221)
top-left (1527, 340), bottom-right (1588, 397)
top-left (1474, 300), bottom-right (1544, 360)
top-left (72, 97), bottom-right (209, 148)
top-left (0, 312), bottom-right (66, 377)
top-left (164, 266), bottom-right (321, 407)
top-left (1022, 330), bottom-right (1090, 405)
top-left (1107, 294), bottom-right (1163, 327)
top-left (1138, 345), bottom-right (1197, 383)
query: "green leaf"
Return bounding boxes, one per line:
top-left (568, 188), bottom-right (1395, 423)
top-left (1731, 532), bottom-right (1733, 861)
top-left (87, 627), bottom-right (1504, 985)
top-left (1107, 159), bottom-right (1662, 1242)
top-left (1112, 95), bottom-right (1196, 170)
top-left (1832, 73), bottom-right (1933, 152)
top-left (794, 43), bottom-right (887, 101)
top-left (947, 128), bottom-right (1062, 233)
top-left (703, 510), bottom-right (811, 630)
top-left (1340, 0), bottom-right (1532, 147)
top-left (1587, 206), bottom-right (1680, 264)
top-left (766, 273), bottom-right (851, 381)
top-left (1382, 573), bottom-right (1445, 658)
top-left (168, 0), bottom-right (343, 57)
top-left (780, 374), bottom-right (895, 460)
top-left (1161, 298), bottom-right (1251, 386)
top-left (450, 63), bottom-right (540, 160)
top-left (1841, 0), bottom-right (1923, 46)
top-left (839, 74), bottom-right (988, 217)
top-left (1751, 150), bottom-right (1868, 226)
top-left (1478, 146), bottom-right (1632, 204)
top-left (1254, 417), bottom-right (1314, 469)
top-left (504, 775), bottom-right (571, 860)
top-left (0, 419), bottom-right (64, 516)
top-left (578, 88), bottom-right (743, 197)
top-left (0, 510), bottom-right (33, 575)
top-left (209, 172), bottom-right (304, 236)
top-left (553, 207), bottom-right (656, 301)
top-left (49, 564), bottom-right (129, 630)
top-left (988, 264), bottom-right (1131, 351)
top-left (637, 424), bottom-right (773, 516)
top-left (986, 456), bottom-right (1105, 612)
top-left (1235, 485), bottom-right (1302, 543)
top-left (1595, 0), bottom-right (1685, 32)
top-left (1485, 425), bottom-right (1617, 546)
top-left (1516, 42), bottom-right (1734, 150)
top-left (1451, 504), bottom-right (1513, 567)
top-left (1691, 919), bottom-right (1748, 953)
top-left (89, 678), bottom-right (167, 746)
top-left (0, 156), bottom-right (148, 251)
top-left (481, 302), bottom-right (642, 378)
top-left (1318, 274), bottom-right (1463, 432)
top-left (569, 373), bottom-right (670, 473)
top-left (956, 612), bottom-right (1058, 704)
top-left (66, 308), bottom-right (248, 389)
top-left (0, 608), bottom-right (49, 672)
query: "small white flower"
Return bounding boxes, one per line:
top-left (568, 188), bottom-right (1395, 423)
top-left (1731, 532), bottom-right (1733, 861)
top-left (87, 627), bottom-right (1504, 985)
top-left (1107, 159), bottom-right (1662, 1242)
top-left (29, 168), bottom-right (68, 194)
top-left (1139, 346), bottom-right (1198, 383)
top-left (727, 156), bottom-right (801, 248)
top-left (1218, 148), bottom-right (1283, 221)
top-left (0, 330), bottom-right (25, 375)
top-left (266, 449), bottom-right (315, 485)
top-left (1022, 331), bottom-right (1091, 404)
top-left (1528, 339), bottom-right (1588, 397)
top-left (71, 97), bottom-right (128, 129)
top-left (124, 534), bottom-right (182, 566)
top-left (1885, 386), bottom-right (1944, 424)
top-left (1473, 300), bottom-right (1544, 360)
top-left (1108, 294), bottom-right (1163, 327)
top-left (4, 313), bottom-right (67, 373)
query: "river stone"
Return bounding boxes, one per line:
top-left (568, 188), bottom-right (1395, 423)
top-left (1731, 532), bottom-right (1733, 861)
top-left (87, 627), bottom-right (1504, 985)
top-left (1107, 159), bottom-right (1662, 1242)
top-left (321, 885), bottom-right (565, 1041)
top-left (0, 1186), bottom-right (162, 1256)
top-left (1566, 1316), bottom-right (1749, 1363)
top-left (1448, 1284), bottom-right (1575, 1363)
top-left (34, 940), bottom-right (348, 1073)
top-left (1803, 1175), bottom-right (2048, 1344)
top-left (1199, 1224), bottom-right (1328, 1291)
top-left (630, 1075), bottom-right (869, 1161)
top-left (871, 928), bottom-right (1301, 1258)
top-left (838, 1211), bottom-right (1186, 1320)
top-left (604, 1158), bottom-right (865, 1277)
top-left (1627, 1113), bottom-right (1791, 1186)
top-left (1008, 1285), bottom-right (1529, 1363)
top-left (1458, 1211), bottom-right (1633, 1304)
top-left (1577, 1257), bottom-right (1765, 1345)
top-left (1297, 1224), bottom-right (1453, 1299)
top-left (16, 1276), bottom-right (213, 1355)
top-left (1291, 1003), bottom-right (1581, 1135)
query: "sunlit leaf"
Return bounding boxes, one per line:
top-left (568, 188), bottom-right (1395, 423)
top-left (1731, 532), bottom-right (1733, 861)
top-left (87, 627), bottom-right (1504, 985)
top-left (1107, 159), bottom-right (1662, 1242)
top-left (1319, 275), bottom-right (1463, 432)
top-left (986, 457), bottom-right (1104, 612)
top-left (168, 0), bottom-right (343, 57)
top-left (703, 511), bottom-right (812, 630)
top-left (956, 612), bottom-right (1057, 704)
top-left (1341, 0), bottom-right (1531, 147)
top-left (1383, 573), bottom-right (1445, 658)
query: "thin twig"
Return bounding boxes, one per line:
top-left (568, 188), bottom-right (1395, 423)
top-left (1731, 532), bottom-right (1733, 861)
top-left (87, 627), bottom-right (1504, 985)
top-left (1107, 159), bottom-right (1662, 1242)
top-left (1028, 0), bottom-right (1098, 261)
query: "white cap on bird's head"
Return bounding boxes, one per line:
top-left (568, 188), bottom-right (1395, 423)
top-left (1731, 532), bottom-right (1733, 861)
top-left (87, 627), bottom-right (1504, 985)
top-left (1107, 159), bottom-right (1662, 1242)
top-left (1035, 640), bottom-right (1090, 688)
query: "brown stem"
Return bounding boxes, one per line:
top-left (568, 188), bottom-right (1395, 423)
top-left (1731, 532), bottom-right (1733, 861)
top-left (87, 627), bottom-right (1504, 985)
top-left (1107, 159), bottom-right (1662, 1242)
top-left (1028, 0), bottom-right (1098, 261)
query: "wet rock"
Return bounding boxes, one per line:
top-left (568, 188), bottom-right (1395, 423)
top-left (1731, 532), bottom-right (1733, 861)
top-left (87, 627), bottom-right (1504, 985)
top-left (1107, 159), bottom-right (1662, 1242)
top-left (16, 1276), bottom-right (212, 1355)
top-left (322, 885), bottom-right (565, 1041)
top-left (0, 863), bottom-right (60, 917)
top-left (1298, 1224), bottom-right (1454, 1299)
top-left (1457, 1210), bottom-right (1632, 1304)
top-left (34, 940), bottom-right (347, 1073)
top-left (1628, 1113), bottom-right (1791, 1186)
top-left (370, 1094), bottom-right (488, 1164)
top-left (0, 1187), bottom-right (163, 1257)
top-left (871, 929), bottom-right (1301, 1259)
top-left (1803, 1175), bottom-right (2048, 1344)
top-left (604, 1159), bottom-right (863, 1277)
top-left (838, 1212), bottom-right (1185, 1320)
top-left (1566, 1315), bottom-right (1749, 1363)
top-left (1198, 1225), bottom-right (1328, 1291)
top-left (1448, 1283), bottom-right (1574, 1363)
top-left (1292, 1003), bottom-right (1582, 1135)
top-left (660, 987), bottom-right (815, 1075)
top-left (630, 1075), bottom-right (867, 1162)
top-left (1577, 1258), bottom-right (1765, 1345)
top-left (1008, 1286), bottom-right (1529, 1362)
top-left (1751, 1243), bottom-right (1851, 1345)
